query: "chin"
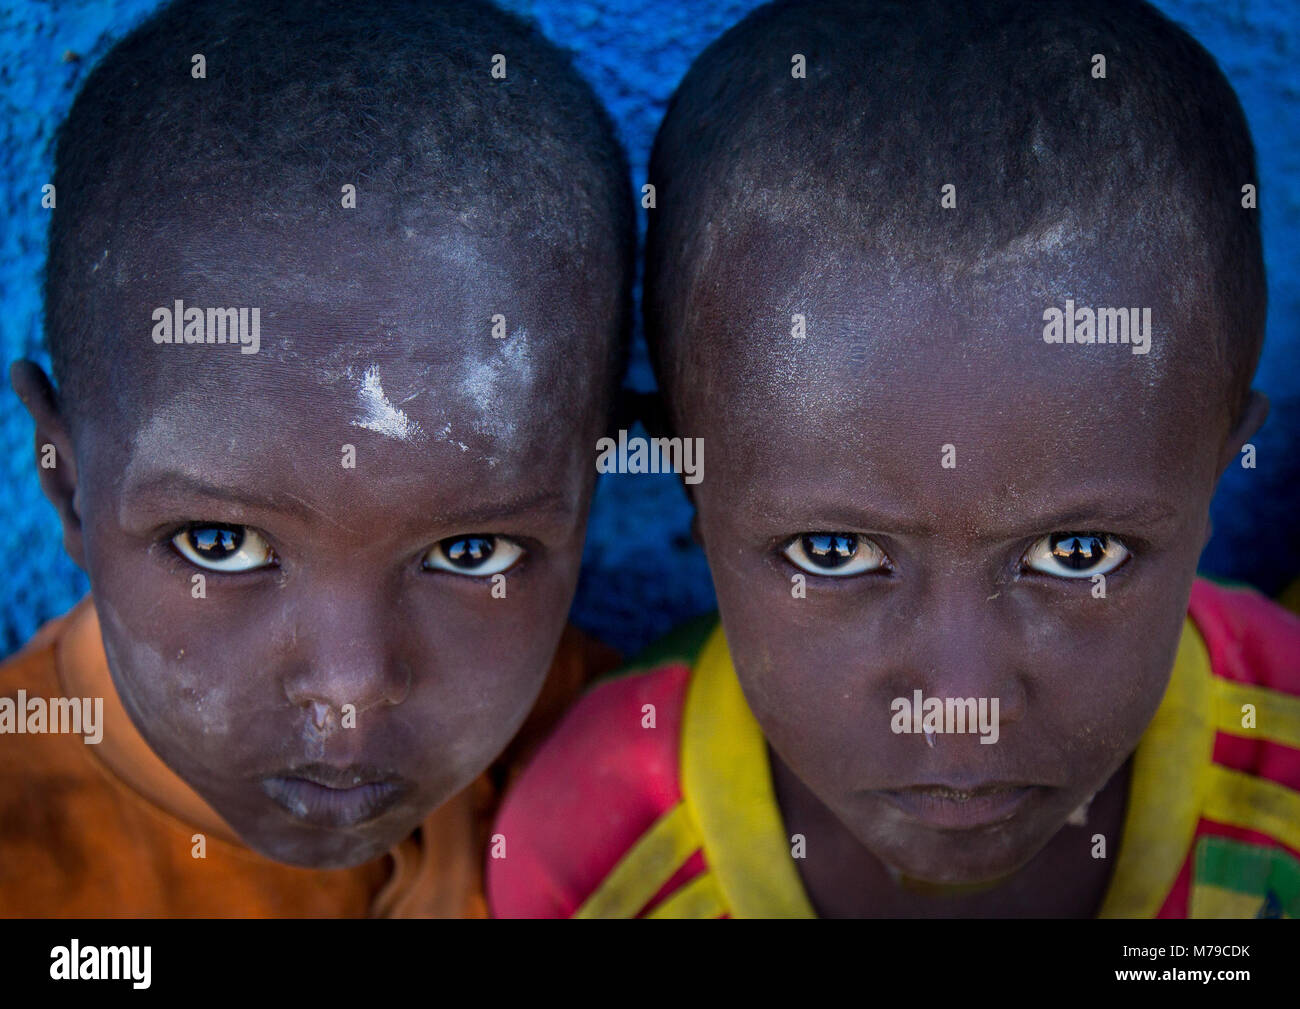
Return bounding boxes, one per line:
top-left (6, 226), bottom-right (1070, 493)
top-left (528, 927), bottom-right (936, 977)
top-left (891, 850), bottom-right (1028, 888)
top-left (869, 827), bottom-right (1043, 887)
top-left (238, 822), bottom-right (398, 870)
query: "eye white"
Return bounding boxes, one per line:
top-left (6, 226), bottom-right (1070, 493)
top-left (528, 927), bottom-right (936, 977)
top-left (1023, 533), bottom-right (1130, 579)
top-left (423, 535), bottom-right (524, 577)
top-left (172, 525), bottom-right (275, 573)
top-left (782, 533), bottom-right (887, 577)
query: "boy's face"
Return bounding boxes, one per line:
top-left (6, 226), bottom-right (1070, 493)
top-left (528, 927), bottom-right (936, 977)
top-left (35, 216), bottom-right (604, 868)
top-left (684, 241), bottom-right (1242, 885)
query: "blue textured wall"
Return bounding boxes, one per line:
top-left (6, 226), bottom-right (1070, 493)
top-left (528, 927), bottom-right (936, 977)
top-left (1, 0), bottom-right (1297, 658)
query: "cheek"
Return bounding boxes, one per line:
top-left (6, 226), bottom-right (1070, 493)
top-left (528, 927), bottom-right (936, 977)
top-left (712, 567), bottom-right (874, 784)
top-left (371, 560), bottom-right (581, 788)
top-left (404, 611), bottom-right (563, 769)
top-left (96, 589), bottom-right (271, 764)
top-left (80, 505), bottom-right (256, 745)
top-left (1027, 590), bottom-right (1189, 762)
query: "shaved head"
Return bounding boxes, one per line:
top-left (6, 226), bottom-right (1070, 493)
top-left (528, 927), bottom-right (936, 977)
top-left (46, 0), bottom-right (634, 426)
top-left (646, 0), bottom-right (1265, 428)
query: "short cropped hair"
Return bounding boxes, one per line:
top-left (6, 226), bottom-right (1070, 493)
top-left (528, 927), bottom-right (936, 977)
top-left (646, 0), bottom-right (1265, 421)
top-left (46, 0), bottom-right (634, 411)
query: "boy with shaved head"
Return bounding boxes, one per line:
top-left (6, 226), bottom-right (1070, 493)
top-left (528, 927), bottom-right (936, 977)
top-left (490, 0), bottom-right (1300, 918)
top-left (2, 0), bottom-right (630, 916)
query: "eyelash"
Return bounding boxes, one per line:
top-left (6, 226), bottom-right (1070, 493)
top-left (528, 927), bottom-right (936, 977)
top-left (775, 533), bottom-right (895, 583)
top-left (164, 522), bottom-right (279, 575)
top-left (421, 534), bottom-right (529, 578)
top-left (1016, 533), bottom-right (1135, 582)
top-left (775, 531), bottom-right (1139, 582)
top-left (159, 524), bottom-right (534, 579)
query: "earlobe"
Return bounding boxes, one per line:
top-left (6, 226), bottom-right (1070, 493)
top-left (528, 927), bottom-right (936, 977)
top-left (1217, 389), bottom-right (1269, 479)
top-left (10, 360), bottom-right (86, 569)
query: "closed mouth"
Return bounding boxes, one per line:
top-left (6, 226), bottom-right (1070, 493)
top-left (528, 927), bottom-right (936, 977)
top-left (905, 783), bottom-right (1028, 800)
top-left (261, 763), bottom-right (407, 827)
top-left (874, 782), bottom-right (1044, 829)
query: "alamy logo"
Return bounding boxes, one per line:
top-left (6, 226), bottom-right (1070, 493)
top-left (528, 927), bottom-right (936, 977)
top-left (596, 429), bottom-right (703, 485)
top-left (0, 691), bottom-right (103, 744)
top-left (1042, 299), bottom-right (1150, 355)
top-left (50, 940), bottom-right (151, 989)
top-left (891, 689), bottom-right (1000, 744)
top-left (151, 299), bottom-right (260, 354)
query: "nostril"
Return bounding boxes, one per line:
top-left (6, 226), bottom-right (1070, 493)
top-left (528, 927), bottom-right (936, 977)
top-left (308, 700), bottom-right (332, 732)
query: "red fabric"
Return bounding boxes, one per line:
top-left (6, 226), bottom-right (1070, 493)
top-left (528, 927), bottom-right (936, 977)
top-left (1152, 581), bottom-right (1300, 917)
top-left (638, 849), bottom-right (709, 918)
top-left (1156, 850), bottom-right (1195, 918)
top-left (488, 664), bottom-right (692, 918)
top-left (1212, 733), bottom-right (1300, 794)
top-left (1188, 579), bottom-right (1300, 690)
top-left (1193, 579), bottom-right (1300, 860)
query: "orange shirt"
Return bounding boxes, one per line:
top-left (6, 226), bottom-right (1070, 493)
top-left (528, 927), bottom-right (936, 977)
top-left (0, 598), bottom-right (614, 917)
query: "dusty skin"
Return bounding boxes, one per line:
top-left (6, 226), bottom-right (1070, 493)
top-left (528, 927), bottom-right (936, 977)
top-left (676, 237), bottom-right (1266, 916)
top-left (14, 213), bottom-right (612, 868)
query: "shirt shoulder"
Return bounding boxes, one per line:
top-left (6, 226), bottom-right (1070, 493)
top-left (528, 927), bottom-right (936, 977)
top-left (0, 609), bottom-right (139, 914)
top-left (1189, 579), bottom-right (1300, 801)
top-left (1170, 580), bottom-right (1300, 917)
top-left (487, 636), bottom-right (706, 917)
top-left (1189, 578), bottom-right (1300, 695)
top-left (0, 608), bottom-right (89, 787)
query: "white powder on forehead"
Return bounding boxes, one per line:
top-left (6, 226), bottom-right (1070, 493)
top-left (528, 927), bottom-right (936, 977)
top-left (457, 330), bottom-right (532, 440)
top-left (350, 364), bottom-right (425, 443)
top-left (120, 392), bottom-right (225, 501)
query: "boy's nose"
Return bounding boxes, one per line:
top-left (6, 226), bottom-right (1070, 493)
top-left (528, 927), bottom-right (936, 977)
top-left (307, 700), bottom-right (338, 731)
top-left (900, 583), bottom-right (1027, 722)
top-left (279, 588), bottom-right (412, 719)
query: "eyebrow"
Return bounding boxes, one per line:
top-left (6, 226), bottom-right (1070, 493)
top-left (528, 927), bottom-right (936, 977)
top-left (1016, 499), bottom-right (1183, 531)
top-left (746, 494), bottom-right (1183, 538)
top-left (119, 471), bottom-right (577, 528)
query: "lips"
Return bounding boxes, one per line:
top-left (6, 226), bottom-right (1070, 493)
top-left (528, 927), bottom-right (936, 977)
top-left (261, 763), bottom-right (408, 828)
top-left (874, 782), bottom-right (1044, 830)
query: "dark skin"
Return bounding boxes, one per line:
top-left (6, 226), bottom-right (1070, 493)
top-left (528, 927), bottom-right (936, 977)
top-left (14, 210), bottom-right (612, 869)
top-left (673, 235), bottom-right (1267, 917)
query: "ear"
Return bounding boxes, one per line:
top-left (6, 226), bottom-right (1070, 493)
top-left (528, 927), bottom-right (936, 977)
top-left (10, 360), bottom-right (86, 569)
top-left (1215, 389), bottom-right (1269, 480)
top-left (1203, 389), bottom-right (1269, 550)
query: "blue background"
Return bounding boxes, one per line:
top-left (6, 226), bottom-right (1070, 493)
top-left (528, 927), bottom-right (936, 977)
top-left (1, 0), bottom-right (1297, 658)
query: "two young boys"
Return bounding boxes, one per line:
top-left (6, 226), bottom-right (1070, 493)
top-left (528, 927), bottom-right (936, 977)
top-left (5, 0), bottom-right (1297, 918)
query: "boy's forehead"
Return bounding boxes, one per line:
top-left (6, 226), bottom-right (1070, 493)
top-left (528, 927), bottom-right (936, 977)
top-left (83, 218), bottom-right (599, 509)
top-left (130, 211), bottom-right (559, 329)
top-left (687, 226), bottom-right (1221, 414)
top-left (105, 356), bottom-right (588, 529)
top-left (684, 250), bottom-right (1225, 526)
top-left (88, 350), bottom-right (590, 548)
top-left (108, 213), bottom-right (592, 416)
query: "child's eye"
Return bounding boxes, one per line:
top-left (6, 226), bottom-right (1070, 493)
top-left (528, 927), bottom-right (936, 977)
top-left (172, 524), bottom-right (275, 572)
top-left (782, 533), bottom-right (888, 577)
top-left (423, 535), bottom-right (524, 576)
top-left (1022, 532), bottom-right (1130, 579)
